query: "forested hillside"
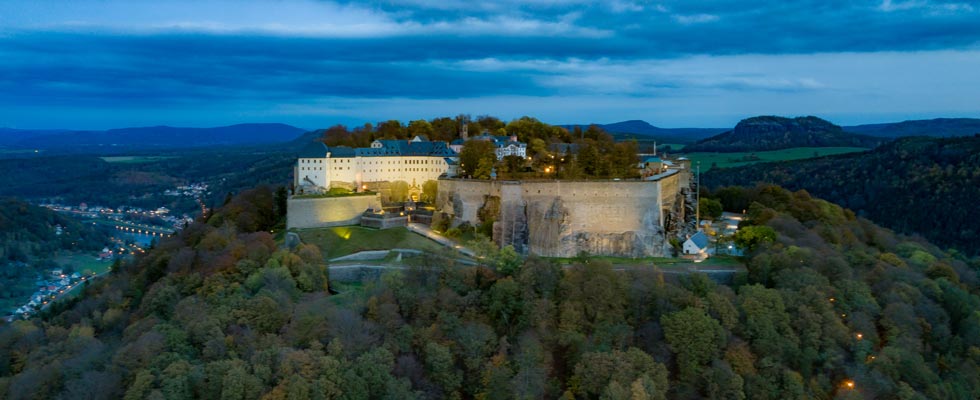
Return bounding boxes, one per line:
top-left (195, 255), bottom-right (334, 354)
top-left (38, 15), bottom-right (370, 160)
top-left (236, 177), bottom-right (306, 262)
top-left (0, 123), bottom-right (306, 152)
top-left (685, 116), bottom-right (883, 153)
top-left (0, 198), bottom-right (110, 262)
top-left (0, 151), bottom-right (294, 214)
top-left (705, 135), bottom-right (980, 255)
top-left (845, 118), bottom-right (980, 138)
top-left (1, 185), bottom-right (978, 399)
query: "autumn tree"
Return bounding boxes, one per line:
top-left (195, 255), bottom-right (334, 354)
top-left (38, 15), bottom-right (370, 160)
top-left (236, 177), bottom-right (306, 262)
top-left (661, 307), bottom-right (726, 382)
top-left (459, 140), bottom-right (496, 179)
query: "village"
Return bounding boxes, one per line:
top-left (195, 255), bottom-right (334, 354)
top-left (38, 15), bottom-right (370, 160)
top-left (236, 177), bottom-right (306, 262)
top-left (1, 182), bottom-right (209, 321)
top-left (6, 267), bottom-right (96, 321)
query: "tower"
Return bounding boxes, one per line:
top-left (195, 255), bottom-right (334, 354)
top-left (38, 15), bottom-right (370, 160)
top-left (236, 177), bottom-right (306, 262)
top-left (461, 123), bottom-right (469, 140)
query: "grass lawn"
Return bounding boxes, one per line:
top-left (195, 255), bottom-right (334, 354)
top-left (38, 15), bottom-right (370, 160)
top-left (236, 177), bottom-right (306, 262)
top-left (55, 253), bottom-right (113, 275)
top-left (683, 147), bottom-right (868, 170)
top-left (99, 156), bottom-right (177, 163)
top-left (296, 226), bottom-right (445, 259)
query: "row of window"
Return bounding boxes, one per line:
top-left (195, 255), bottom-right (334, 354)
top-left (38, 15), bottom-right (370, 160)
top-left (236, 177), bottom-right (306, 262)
top-left (301, 158), bottom-right (444, 165)
top-left (300, 167), bottom-right (441, 173)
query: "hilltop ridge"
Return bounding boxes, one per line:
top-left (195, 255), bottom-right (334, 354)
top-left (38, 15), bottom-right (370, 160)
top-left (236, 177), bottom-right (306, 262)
top-left (844, 117), bottom-right (980, 138)
top-left (0, 123), bottom-right (308, 152)
top-left (685, 116), bottom-right (883, 152)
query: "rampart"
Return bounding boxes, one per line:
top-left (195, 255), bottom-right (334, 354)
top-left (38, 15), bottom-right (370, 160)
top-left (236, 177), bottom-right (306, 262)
top-left (437, 172), bottom-right (684, 257)
top-left (287, 195), bottom-right (382, 229)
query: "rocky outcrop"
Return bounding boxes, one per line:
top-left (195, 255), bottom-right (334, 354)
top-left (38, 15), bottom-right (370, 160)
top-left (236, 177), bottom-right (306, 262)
top-left (685, 116), bottom-right (883, 152)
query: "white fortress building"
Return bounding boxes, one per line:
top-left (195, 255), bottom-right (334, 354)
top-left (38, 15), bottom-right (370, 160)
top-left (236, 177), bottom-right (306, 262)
top-left (450, 133), bottom-right (527, 159)
top-left (295, 136), bottom-right (458, 192)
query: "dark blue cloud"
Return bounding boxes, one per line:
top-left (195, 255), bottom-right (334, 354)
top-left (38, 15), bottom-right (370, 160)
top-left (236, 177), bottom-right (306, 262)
top-left (0, 0), bottom-right (979, 129)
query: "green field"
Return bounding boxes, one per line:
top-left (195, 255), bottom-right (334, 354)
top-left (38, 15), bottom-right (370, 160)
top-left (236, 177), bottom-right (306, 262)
top-left (0, 149), bottom-right (41, 155)
top-left (55, 254), bottom-right (113, 275)
top-left (683, 147), bottom-right (868, 170)
top-left (99, 156), bottom-right (177, 163)
top-left (296, 226), bottom-right (444, 259)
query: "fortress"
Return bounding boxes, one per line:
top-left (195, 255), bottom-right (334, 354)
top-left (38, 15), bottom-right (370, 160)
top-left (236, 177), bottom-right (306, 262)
top-left (289, 135), bottom-right (695, 258)
top-left (436, 167), bottom-right (693, 258)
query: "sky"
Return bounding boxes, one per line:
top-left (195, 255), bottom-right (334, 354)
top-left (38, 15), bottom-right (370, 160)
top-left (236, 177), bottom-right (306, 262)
top-left (1, 0), bottom-right (979, 130)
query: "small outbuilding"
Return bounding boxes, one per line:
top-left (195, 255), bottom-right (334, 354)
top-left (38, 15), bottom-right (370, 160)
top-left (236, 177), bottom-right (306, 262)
top-left (683, 231), bottom-right (710, 256)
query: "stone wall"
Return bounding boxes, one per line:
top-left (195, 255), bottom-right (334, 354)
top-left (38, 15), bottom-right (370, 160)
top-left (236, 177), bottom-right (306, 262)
top-left (287, 195), bottom-right (382, 229)
top-left (437, 173), bottom-right (686, 257)
top-left (360, 214), bottom-right (409, 229)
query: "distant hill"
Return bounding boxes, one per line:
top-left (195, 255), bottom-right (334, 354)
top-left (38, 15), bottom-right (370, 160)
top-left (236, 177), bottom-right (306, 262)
top-left (0, 123), bottom-right (308, 152)
top-left (561, 120), bottom-right (726, 143)
top-left (844, 117), bottom-right (980, 138)
top-left (704, 134), bottom-right (980, 254)
top-left (684, 116), bottom-right (884, 153)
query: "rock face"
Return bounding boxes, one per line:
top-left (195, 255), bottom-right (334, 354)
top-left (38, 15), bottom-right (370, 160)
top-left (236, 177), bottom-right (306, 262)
top-left (437, 175), bottom-right (688, 258)
top-left (685, 116), bottom-right (883, 152)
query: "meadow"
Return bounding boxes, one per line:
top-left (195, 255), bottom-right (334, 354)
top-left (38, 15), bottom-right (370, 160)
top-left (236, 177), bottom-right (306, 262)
top-left (99, 155), bottom-right (177, 163)
top-left (682, 146), bottom-right (868, 170)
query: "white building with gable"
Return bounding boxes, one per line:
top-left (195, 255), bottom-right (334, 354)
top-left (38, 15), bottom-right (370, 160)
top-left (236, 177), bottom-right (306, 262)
top-left (295, 136), bottom-right (458, 192)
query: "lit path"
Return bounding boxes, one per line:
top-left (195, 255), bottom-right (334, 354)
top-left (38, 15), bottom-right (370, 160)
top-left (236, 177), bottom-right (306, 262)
top-left (406, 223), bottom-right (476, 257)
top-left (329, 263), bottom-right (406, 271)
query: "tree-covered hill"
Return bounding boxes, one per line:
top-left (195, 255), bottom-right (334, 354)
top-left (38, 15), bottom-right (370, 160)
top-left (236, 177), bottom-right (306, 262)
top-left (0, 123), bottom-right (307, 152)
top-left (845, 118), bottom-right (980, 138)
top-left (561, 120), bottom-right (726, 144)
top-left (1, 185), bottom-right (979, 399)
top-left (704, 135), bottom-right (980, 255)
top-left (0, 197), bottom-right (110, 263)
top-left (0, 150), bottom-right (295, 214)
top-left (685, 116), bottom-right (884, 153)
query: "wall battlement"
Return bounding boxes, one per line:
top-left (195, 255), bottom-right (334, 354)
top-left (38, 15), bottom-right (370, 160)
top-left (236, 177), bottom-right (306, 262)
top-left (437, 172), bottom-right (688, 257)
top-left (287, 195), bottom-right (382, 229)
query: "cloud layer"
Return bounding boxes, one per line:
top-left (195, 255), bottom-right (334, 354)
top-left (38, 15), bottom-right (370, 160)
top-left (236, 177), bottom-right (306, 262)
top-left (1, 0), bottom-right (979, 128)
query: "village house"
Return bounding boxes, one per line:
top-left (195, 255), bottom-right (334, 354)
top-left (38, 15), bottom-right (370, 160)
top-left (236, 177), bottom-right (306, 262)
top-left (683, 231), bottom-right (710, 256)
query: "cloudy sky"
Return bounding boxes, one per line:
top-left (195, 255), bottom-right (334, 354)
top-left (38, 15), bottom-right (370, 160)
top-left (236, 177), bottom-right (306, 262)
top-left (1, 0), bottom-right (979, 129)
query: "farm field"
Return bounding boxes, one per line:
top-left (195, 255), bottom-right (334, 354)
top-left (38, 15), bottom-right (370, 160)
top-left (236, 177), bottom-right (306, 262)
top-left (682, 146), bottom-right (868, 170)
top-left (99, 155), bottom-right (177, 163)
top-left (54, 254), bottom-right (113, 276)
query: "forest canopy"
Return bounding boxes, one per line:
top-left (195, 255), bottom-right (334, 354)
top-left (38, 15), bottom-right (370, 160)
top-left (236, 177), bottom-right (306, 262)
top-left (1, 185), bottom-right (979, 399)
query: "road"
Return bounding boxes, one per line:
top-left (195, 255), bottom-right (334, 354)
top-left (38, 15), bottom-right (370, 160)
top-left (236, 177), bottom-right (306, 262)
top-left (40, 269), bottom-right (112, 312)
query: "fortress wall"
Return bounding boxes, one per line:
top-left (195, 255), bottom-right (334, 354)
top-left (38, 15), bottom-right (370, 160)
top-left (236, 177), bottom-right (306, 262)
top-left (436, 179), bottom-right (500, 225)
top-left (438, 178), bottom-right (675, 257)
top-left (658, 172), bottom-right (681, 217)
top-left (287, 195), bottom-right (382, 229)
